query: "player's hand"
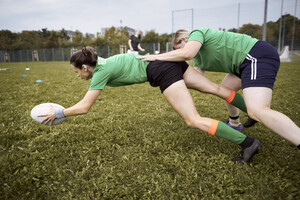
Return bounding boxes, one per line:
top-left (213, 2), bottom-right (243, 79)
top-left (38, 105), bottom-right (56, 126)
top-left (136, 54), bottom-right (157, 61)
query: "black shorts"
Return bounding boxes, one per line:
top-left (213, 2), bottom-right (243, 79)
top-left (146, 61), bottom-right (189, 93)
top-left (239, 41), bottom-right (280, 89)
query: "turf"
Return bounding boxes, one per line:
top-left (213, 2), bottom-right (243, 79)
top-left (0, 61), bottom-right (299, 199)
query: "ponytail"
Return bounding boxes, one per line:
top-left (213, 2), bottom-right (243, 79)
top-left (70, 46), bottom-right (98, 69)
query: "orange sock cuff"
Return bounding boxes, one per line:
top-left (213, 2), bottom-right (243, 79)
top-left (225, 90), bottom-right (236, 104)
top-left (208, 120), bottom-right (219, 136)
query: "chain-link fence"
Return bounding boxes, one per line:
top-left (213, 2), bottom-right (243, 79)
top-left (173, 0), bottom-right (299, 33)
top-left (1, 40), bottom-right (299, 63)
top-left (0, 43), bottom-right (163, 63)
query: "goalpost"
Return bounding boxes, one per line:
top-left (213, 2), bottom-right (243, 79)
top-left (168, 8), bottom-right (194, 52)
top-left (172, 8), bottom-right (194, 37)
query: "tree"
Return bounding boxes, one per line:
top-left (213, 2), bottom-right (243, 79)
top-left (103, 27), bottom-right (129, 46)
top-left (142, 30), bottom-right (160, 43)
top-left (238, 24), bottom-right (262, 40)
top-left (0, 30), bottom-right (18, 50)
top-left (60, 28), bottom-right (70, 40)
top-left (228, 28), bottom-right (238, 33)
top-left (92, 36), bottom-right (107, 47)
top-left (72, 31), bottom-right (84, 47)
top-left (17, 31), bottom-right (43, 49)
top-left (45, 31), bottom-right (60, 48)
top-left (158, 33), bottom-right (172, 52)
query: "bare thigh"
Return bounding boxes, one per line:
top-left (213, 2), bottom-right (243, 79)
top-left (163, 80), bottom-right (212, 132)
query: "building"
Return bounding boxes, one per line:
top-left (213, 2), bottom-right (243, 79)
top-left (66, 30), bottom-right (95, 41)
top-left (100, 26), bottom-right (139, 37)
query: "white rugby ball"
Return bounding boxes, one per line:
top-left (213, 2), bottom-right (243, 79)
top-left (31, 103), bottom-right (66, 125)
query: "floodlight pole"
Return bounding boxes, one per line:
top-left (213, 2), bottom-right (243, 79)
top-left (172, 10), bottom-right (174, 38)
top-left (191, 8), bottom-right (194, 30)
top-left (237, 3), bottom-right (240, 32)
top-left (277, 0), bottom-right (284, 52)
top-left (282, 13), bottom-right (287, 50)
top-left (171, 8), bottom-right (194, 38)
top-left (291, 0), bottom-right (298, 51)
top-left (262, 0), bottom-right (268, 41)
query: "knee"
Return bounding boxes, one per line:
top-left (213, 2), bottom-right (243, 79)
top-left (247, 111), bottom-right (258, 121)
top-left (247, 106), bottom-right (269, 122)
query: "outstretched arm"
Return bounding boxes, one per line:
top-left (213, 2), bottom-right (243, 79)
top-left (128, 39), bottom-right (133, 51)
top-left (64, 89), bottom-right (101, 116)
top-left (138, 44), bottom-right (145, 52)
top-left (40, 90), bottom-right (101, 125)
top-left (137, 40), bottom-right (202, 61)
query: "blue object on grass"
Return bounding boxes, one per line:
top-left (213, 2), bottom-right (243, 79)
top-left (21, 74), bottom-right (27, 77)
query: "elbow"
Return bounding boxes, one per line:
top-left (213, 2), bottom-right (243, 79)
top-left (79, 106), bottom-right (90, 115)
top-left (182, 51), bottom-right (195, 60)
top-left (82, 109), bottom-right (89, 114)
top-left (183, 54), bottom-right (194, 60)
top-left (82, 107), bottom-right (90, 114)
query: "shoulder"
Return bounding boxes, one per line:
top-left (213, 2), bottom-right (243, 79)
top-left (188, 29), bottom-right (209, 43)
top-left (97, 57), bottom-right (107, 65)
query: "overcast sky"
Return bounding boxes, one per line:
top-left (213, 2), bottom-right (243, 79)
top-left (0, 0), bottom-right (298, 35)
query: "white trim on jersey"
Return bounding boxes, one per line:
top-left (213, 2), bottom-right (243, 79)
top-left (246, 54), bottom-right (257, 80)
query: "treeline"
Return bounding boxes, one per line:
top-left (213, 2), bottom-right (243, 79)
top-left (0, 14), bottom-right (299, 51)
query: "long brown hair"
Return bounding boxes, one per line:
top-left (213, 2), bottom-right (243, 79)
top-left (70, 46), bottom-right (98, 69)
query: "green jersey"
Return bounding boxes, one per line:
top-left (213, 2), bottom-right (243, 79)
top-left (188, 28), bottom-right (258, 75)
top-left (89, 54), bottom-right (149, 90)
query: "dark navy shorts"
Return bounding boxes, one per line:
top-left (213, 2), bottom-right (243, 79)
top-left (239, 41), bottom-right (280, 89)
top-left (146, 61), bottom-right (189, 93)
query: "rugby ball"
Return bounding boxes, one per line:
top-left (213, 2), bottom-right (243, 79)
top-left (31, 103), bottom-right (66, 125)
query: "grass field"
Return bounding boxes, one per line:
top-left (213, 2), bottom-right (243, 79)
top-left (0, 61), bottom-right (299, 199)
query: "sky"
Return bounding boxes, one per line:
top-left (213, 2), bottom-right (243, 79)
top-left (0, 0), bottom-right (299, 35)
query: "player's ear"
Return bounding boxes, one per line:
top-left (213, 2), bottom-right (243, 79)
top-left (82, 65), bottom-right (87, 71)
top-left (182, 37), bottom-right (188, 42)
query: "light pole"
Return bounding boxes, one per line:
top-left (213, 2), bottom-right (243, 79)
top-left (262, 0), bottom-right (268, 41)
top-left (278, 0), bottom-right (284, 52)
top-left (291, 0), bottom-right (298, 51)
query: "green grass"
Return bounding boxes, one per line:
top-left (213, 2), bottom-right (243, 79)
top-left (292, 53), bottom-right (300, 62)
top-left (0, 61), bottom-right (299, 199)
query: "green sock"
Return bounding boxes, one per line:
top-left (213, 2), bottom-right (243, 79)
top-left (214, 121), bottom-right (246, 144)
top-left (226, 91), bottom-right (247, 113)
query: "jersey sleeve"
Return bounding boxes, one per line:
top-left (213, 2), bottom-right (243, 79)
top-left (88, 68), bottom-right (110, 90)
top-left (188, 30), bottom-right (205, 69)
top-left (188, 30), bottom-right (205, 44)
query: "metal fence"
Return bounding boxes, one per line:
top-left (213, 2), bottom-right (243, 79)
top-left (0, 43), bottom-right (162, 63)
top-left (172, 0), bottom-right (299, 34)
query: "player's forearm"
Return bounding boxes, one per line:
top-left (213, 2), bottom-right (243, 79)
top-left (63, 100), bottom-right (90, 116)
top-left (156, 49), bottom-right (191, 61)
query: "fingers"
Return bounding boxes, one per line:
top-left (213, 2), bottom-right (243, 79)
top-left (38, 105), bottom-right (56, 125)
top-left (40, 115), bottom-right (55, 126)
top-left (136, 56), bottom-right (152, 61)
top-left (38, 115), bottom-right (54, 125)
top-left (136, 56), bottom-right (145, 60)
